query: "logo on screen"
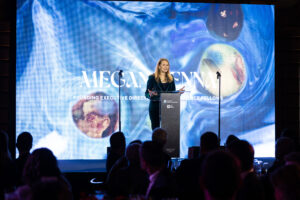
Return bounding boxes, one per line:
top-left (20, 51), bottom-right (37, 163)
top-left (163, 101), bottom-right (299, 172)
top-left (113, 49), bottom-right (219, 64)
top-left (167, 105), bottom-right (174, 109)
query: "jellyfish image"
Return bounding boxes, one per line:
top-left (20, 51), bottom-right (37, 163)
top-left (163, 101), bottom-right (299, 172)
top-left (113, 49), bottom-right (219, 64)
top-left (199, 43), bottom-right (247, 97)
top-left (206, 4), bottom-right (244, 41)
top-left (72, 92), bottom-right (119, 138)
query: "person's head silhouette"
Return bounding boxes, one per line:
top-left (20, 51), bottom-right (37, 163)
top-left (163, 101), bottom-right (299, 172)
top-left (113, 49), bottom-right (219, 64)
top-left (16, 132), bottom-right (33, 156)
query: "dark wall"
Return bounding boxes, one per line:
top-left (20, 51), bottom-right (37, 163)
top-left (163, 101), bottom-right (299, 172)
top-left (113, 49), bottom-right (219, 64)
top-left (275, 0), bottom-right (300, 143)
top-left (0, 0), bottom-right (15, 155)
top-left (0, 0), bottom-right (299, 155)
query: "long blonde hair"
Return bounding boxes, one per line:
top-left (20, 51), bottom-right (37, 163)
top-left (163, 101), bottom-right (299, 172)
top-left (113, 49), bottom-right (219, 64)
top-left (154, 58), bottom-right (173, 83)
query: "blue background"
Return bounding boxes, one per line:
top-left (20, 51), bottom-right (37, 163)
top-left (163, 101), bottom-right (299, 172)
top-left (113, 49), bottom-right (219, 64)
top-left (16, 0), bottom-right (275, 159)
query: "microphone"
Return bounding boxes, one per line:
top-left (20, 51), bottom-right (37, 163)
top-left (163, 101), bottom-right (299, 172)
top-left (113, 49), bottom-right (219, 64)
top-left (216, 71), bottom-right (221, 78)
top-left (119, 70), bottom-right (123, 77)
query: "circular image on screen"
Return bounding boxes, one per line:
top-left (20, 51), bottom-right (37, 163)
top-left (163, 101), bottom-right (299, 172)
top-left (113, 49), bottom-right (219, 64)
top-left (206, 4), bottom-right (244, 42)
top-left (72, 92), bottom-right (119, 138)
top-left (199, 43), bottom-right (247, 98)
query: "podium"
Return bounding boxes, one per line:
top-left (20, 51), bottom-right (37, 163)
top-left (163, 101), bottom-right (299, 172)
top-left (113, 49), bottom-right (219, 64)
top-left (160, 92), bottom-right (180, 157)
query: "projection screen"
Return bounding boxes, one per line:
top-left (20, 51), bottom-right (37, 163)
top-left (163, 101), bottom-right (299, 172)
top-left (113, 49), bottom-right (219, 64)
top-left (16, 0), bottom-right (275, 160)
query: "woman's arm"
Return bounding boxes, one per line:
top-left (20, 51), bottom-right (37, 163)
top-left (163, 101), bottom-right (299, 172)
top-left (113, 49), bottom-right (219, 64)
top-left (145, 75), bottom-right (157, 99)
top-left (171, 75), bottom-right (185, 93)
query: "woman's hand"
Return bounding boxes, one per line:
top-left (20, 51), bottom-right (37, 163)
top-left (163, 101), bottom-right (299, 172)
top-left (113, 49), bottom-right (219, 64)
top-left (148, 89), bottom-right (158, 97)
top-left (179, 86), bottom-right (185, 94)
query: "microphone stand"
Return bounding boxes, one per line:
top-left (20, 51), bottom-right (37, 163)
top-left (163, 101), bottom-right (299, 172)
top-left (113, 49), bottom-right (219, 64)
top-left (216, 71), bottom-right (221, 143)
top-left (118, 70), bottom-right (123, 132)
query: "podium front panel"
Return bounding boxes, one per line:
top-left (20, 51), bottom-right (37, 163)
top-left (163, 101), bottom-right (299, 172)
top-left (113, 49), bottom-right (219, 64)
top-left (160, 93), bottom-right (180, 157)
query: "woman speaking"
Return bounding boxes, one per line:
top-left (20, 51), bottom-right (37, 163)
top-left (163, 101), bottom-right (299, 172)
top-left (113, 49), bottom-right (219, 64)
top-left (145, 58), bottom-right (184, 130)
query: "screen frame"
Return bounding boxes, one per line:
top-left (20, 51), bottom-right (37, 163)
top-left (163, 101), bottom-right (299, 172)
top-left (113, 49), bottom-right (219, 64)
top-left (13, 0), bottom-right (276, 172)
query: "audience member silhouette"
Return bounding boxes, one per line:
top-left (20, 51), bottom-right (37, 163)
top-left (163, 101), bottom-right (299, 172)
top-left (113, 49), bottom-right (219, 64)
top-left (259, 137), bottom-right (296, 200)
top-left (280, 128), bottom-right (298, 143)
top-left (31, 177), bottom-right (72, 200)
top-left (5, 184), bottom-right (31, 200)
top-left (16, 132), bottom-right (33, 186)
top-left (228, 140), bottom-right (265, 200)
top-left (129, 139), bottom-right (142, 145)
top-left (280, 128), bottom-right (300, 151)
top-left (7, 147), bottom-right (72, 200)
top-left (175, 131), bottom-right (219, 200)
top-left (225, 134), bottom-right (239, 147)
top-left (106, 131), bottom-right (126, 174)
top-left (2, 127), bottom-right (298, 200)
top-left (187, 146), bottom-right (200, 159)
top-left (284, 151), bottom-right (300, 166)
top-left (199, 131), bottom-right (220, 154)
top-left (270, 164), bottom-right (300, 200)
top-left (106, 143), bottom-right (149, 198)
top-left (23, 148), bottom-right (62, 185)
top-left (21, 148), bottom-right (72, 199)
top-left (201, 150), bottom-right (241, 200)
top-left (140, 141), bottom-right (177, 200)
top-left (268, 136), bottom-right (295, 174)
top-left (0, 130), bottom-right (16, 200)
top-left (151, 128), bottom-right (171, 169)
top-left (152, 128), bottom-right (167, 147)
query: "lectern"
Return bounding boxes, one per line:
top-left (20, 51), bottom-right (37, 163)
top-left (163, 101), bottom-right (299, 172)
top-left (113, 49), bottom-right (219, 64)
top-left (160, 92), bottom-right (180, 157)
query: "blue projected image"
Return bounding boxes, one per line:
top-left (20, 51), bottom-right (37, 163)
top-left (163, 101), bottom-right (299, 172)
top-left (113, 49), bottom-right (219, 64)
top-left (16, 1), bottom-right (275, 159)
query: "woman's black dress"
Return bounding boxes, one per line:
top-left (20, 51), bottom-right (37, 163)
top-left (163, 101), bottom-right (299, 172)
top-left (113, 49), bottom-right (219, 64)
top-left (145, 75), bottom-right (176, 130)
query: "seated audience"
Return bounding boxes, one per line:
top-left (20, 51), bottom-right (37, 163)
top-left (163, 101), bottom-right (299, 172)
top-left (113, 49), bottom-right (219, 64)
top-left (5, 185), bottom-right (31, 200)
top-left (280, 128), bottom-right (300, 151)
top-left (151, 128), bottom-right (171, 169)
top-left (105, 131), bottom-right (127, 195)
top-left (6, 148), bottom-right (72, 200)
top-left (31, 177), bottom-right (72, 200)
top-left (199, 131), bottom-right (220, 155)
top-left (201, 150), bottom-right (241, 200)
top-left (129, 139), bottom-right (142, 145)
top-left (106, 131), bottom-right (126, 174)
top-left (22, 148), bottom-right (67, 185)
top-left (106, 143), bottom-right (149, 198)
top-left (187, 146), bottom-right (200, 159)
top-left (270, 164), bottom-right (300, 200)
top-left (151, 128), bottom-right (167, 147)
top-left (16, 132), bottom-right (33, 186)
top-left (7, 177), bottom-right (72, 200)
top-left (284, 151), bottom-right (300, 166)
top-left (228, 140), bottom-right (265, 200)
top-left (225, 134), bottom-right (239, 148)
top-left (0, 130), bottom-right (16, 199)
top-left (140, 141), bottom-right (178, 200)
top-left (260, 137), bottom-right (296, 200)
top-left (175, 131), bottom-right (219, 200)
top-left (268, 136), bottom-right (295, 174)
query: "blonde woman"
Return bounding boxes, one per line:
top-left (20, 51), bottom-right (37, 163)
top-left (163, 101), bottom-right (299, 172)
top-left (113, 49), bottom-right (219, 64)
top-left (145, 58), bottom-right (184, 130)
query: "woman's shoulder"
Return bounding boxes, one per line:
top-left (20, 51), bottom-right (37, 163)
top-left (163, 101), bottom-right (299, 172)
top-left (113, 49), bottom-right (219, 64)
top-left (148, 74), bottom-right (155, 80)
top-left (170, 74), bottom-right (175, 82)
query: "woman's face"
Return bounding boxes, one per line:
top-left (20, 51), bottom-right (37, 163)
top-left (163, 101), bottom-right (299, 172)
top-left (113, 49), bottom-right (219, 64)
top-left (159, 60), bottom-right (169, 74)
